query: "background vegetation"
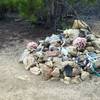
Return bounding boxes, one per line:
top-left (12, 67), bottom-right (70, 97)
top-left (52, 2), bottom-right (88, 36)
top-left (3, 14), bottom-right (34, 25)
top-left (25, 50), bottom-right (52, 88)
top-left (0, 0), bottom-right (97, 30)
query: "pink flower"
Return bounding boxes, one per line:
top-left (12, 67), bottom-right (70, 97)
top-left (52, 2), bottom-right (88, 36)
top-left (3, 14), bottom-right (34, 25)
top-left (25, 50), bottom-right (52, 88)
top-left (73, 37), bottom-right (87, 50)
top-left (27, 42), bottom-right (38, 51)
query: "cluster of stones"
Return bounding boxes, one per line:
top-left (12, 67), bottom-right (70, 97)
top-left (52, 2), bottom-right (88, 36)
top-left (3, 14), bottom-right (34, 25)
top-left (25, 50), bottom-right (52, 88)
top-left (19, 20), bottom-right (100, 84)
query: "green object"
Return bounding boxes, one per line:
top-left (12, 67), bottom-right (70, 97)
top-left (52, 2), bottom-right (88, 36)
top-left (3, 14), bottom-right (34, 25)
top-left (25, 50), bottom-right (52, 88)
top-left (86, 52), bottom-right (100, 77)
top-left (91, 63), bottom-right (100, 77)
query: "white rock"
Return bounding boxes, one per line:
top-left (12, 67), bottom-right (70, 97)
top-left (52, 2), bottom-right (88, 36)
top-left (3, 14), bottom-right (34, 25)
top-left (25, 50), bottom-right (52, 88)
top-left (19, 49), bottom-right (30, 63)
top-left (63, 77), bottom-right (71, 84)
top-left (23, 54), bottom-right (35, 70)
top-left (63, 29), bottom-right (80, 41)
top-left (30, 67), bottom-right (41, 75)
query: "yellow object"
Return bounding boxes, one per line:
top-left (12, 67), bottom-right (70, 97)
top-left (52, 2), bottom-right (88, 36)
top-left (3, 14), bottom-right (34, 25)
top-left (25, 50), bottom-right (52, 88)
top-left (72, 20), bottom-right (90, 29)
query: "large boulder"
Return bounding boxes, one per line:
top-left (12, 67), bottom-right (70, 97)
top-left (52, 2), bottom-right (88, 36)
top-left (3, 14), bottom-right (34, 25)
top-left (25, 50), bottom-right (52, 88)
top-left (63, 29), bottom-right (79, 41)
top-left (39, 64), bottom-right (53, 80)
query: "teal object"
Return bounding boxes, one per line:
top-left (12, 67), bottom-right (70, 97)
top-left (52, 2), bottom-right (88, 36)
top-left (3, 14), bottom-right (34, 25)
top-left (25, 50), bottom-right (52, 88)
top-left (86, 52), bottom-right (100, 77)
top-left (91, 63), bottom-right (100, 77)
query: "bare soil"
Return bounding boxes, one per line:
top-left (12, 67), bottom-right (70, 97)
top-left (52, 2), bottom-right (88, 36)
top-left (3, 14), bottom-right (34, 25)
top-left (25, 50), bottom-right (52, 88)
top-left (0, 17), bottom-right (100, 100)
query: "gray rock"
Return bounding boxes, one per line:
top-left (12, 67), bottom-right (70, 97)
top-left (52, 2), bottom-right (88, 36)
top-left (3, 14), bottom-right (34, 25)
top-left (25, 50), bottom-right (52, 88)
top-left (87, 34), bottom-right (96, 41)
top-left (81, 70), bottom-right (90, 81)
top-left (92, 38), bottom-right (100, 50)
top-left (95, 50), bottom-right (100, 54)
top-left (87, 42), bottom-right (93, 46)
top-left (86, 46), bottom-right (95, 52)
top-left (19, 49), bottom-right (30, 63)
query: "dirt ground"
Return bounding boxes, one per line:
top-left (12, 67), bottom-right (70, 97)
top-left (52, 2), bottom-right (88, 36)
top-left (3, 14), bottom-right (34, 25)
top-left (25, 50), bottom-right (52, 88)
top-left (0, 17), bottom-right (100, 100)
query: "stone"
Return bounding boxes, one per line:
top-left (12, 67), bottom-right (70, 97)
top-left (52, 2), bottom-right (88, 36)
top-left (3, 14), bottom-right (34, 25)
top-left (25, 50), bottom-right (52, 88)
top-left (49, 45), bottom-right (59, 51)
top-left (95, 58), bottom-right (100, 68)
top-left (81, 70), bottom-right (90, 81)
top-left (40, 64), bottom-right (53, 80)
top-left (45, 51), bottom-right (59, 57)
top-left (51, 68), bottom-right (60, 78)
top-left (45, 61), bottom-right (54, 68)
top-left (77, 52), bottom-right (83, 55)
top-left (83, 50), bottom-right (88, 54)
top-left (67, 46), bottom-right (77, 52)
top-left (43, 55), bottom-right (48, 61)
top-left (69, 51), bottom-right (77, 57)
top-left (53, 61), bottom-right (64, 69)
top-left (87, 42), bottom-right (93, 46)
top-left (62, 55), bottom-right (68, 61)
top-left (95, 50), bottom-right (100, 54)
top-left (87, 34), bottom-right (96, 41)
top-left (49, 34), bottom-right (61, 43)
top-left (72, 67), bottom-right (81, 77)
top-left (53, 57), bottom-right (63, 68)
top-left (37, 43), bottom-right (44, 51)
top-left (53, 57), bottom-right (62, 63)
top-left (62, 61), bottom-right (77, 68)
top-left (79, 28), bottom-right (91, 37)
top-left (63, 65), bottom-right (73, 77)
top-left (67, 46), bottom-right (77, 56)
top-left (71, 76), bottom-right (82, 84)
top-left (35, 51), bottom-right (44, 58)
top-left (42, 42), bottom-right (50, 48)
top-left (19, 49), bottom-right (30, 63)
top-left (63, 77), bottom-right (71, 84)
top-left (30, 67), bottom-right (41, 75)
top-left (61, 47), bottom-right (69, 56)
top-left (23, 54), bottom-right (36, 70)
top-left (86, 46), bottom-right (95, 52)
top-left (92, 38), bottom-right (100, 50)
top-left (63, 29), bottom-right (79, 41)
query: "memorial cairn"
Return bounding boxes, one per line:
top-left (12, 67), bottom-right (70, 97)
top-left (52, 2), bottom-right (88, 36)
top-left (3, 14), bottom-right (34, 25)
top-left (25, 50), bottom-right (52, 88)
top-left (19, 20), bottom-right (100, 84)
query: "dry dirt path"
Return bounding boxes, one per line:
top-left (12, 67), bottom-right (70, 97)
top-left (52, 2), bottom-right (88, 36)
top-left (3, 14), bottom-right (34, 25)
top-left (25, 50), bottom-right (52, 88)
top-left (0, 19), bottom-right (100, 100)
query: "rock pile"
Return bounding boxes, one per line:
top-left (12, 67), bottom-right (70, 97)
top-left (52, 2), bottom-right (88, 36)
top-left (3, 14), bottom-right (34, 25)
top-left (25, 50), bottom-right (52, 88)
top-left (19, 20), bottom-right (100, 84)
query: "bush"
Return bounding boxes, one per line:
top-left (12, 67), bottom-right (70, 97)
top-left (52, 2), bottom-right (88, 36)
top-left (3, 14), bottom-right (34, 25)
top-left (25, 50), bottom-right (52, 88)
top-left (0, 0), bottom-right (18, 18)
top-left (0, 0), bottom-right (97, 29)
top-left (17, 0), bottom-right (44, 22)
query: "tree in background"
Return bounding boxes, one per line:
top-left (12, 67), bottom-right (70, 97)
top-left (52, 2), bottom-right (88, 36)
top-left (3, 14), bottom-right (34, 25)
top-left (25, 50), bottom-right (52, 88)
top-left (0, 0), bottom-right (97, 30)
top-left (18, 0), bottom-right (44, 22)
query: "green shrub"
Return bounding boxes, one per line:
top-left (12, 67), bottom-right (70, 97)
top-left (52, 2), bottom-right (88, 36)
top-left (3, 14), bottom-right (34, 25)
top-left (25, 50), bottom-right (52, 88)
top-left (17, 0), bottom-right (44, 22)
